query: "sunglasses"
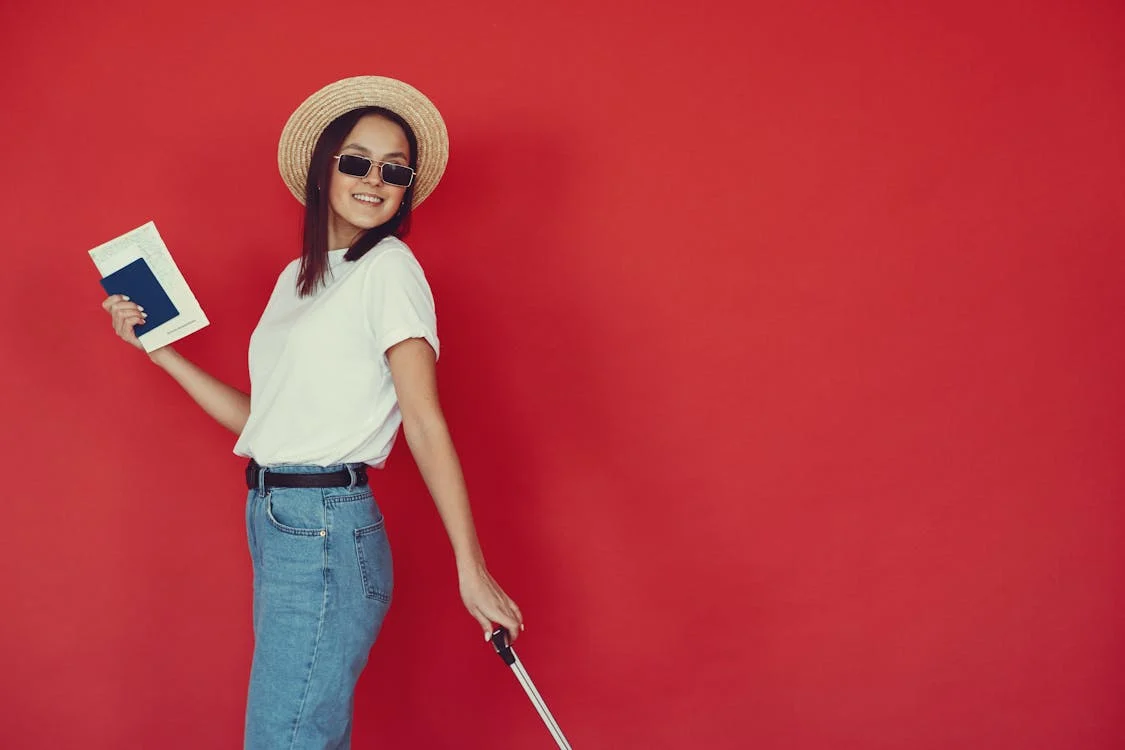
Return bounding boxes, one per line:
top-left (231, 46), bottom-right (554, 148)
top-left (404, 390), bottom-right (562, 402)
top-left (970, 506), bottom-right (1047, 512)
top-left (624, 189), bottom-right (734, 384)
top-left (334, 154), bottom-right (416, 188)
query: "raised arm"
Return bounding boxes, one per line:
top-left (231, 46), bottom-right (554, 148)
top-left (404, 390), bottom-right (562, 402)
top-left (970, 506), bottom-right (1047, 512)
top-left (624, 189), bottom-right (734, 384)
top-left (387, 337), bottom-right (524, 641)
top-left (102, 294), bottom-right (250, 435)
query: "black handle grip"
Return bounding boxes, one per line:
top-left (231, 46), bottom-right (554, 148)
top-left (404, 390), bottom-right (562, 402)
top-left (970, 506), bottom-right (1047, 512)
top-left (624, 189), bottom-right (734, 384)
top-left (490, 627), bottom-right (516, 666)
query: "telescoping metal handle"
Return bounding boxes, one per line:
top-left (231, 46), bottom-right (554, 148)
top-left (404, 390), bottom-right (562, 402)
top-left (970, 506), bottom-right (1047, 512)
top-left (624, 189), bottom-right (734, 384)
top-left (490, 627), bottom-right (573, 749)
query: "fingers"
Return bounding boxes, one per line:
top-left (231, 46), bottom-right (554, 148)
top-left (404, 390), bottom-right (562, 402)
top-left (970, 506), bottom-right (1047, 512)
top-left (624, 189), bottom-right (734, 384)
top-left (481, 596), bottom-right (523, 643)
top-left (461, 570), bottom-right (525, 643)
top-left (495, 606), bottom-right (522, 643)
top-left (474, 612), bottom-right (494, 642)
top-left (491, 584), bottom-right (523, 634)
top-left (103, 295), bottom-right (147, 349)
top-left (102, 294), bottom-right (135, 312)
top-left (104, 295), bottom-right (146, 322)
top-left (114, 309), bottom-right (144, 331)
top-left (114, 311), bottom-right (144, 340)
top-left (475, 609), bottom-right (520, 644)
top-left (108, 300), bottom-right (145, 320)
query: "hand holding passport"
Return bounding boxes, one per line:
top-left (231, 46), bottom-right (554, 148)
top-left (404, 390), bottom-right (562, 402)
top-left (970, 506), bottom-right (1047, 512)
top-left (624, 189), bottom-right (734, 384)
top-left (89, 222), bottom-right (209, 352)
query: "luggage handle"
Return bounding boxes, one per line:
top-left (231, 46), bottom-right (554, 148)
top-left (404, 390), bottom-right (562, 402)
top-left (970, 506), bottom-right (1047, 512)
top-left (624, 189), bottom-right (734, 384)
top-left (488, 626), bottom-right (574, 749)
top-left (490, 626), bottom-right (516, 666)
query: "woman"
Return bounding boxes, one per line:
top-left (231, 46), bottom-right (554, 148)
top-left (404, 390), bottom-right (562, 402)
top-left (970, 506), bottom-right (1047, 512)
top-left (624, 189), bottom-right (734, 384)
top-left (100, 76), bottom-right (523, 749)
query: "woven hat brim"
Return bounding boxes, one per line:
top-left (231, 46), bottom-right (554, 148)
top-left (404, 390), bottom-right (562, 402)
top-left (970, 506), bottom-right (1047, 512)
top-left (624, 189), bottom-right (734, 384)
top-left (278, 76), bottom-right (448, 208)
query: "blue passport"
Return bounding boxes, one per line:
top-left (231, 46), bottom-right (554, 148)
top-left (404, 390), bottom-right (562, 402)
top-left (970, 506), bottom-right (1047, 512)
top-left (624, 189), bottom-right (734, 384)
top-left (99, 258), bottom-right (179, 337)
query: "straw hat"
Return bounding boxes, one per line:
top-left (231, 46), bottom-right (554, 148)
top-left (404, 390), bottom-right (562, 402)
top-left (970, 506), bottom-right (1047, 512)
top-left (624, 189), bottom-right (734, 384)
top-left (278, 76), bottom-right (449, 207)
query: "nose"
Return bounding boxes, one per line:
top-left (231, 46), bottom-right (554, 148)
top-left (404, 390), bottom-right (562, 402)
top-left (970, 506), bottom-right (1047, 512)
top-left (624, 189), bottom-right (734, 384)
top-left (362, 164), bottom-right (383, 186)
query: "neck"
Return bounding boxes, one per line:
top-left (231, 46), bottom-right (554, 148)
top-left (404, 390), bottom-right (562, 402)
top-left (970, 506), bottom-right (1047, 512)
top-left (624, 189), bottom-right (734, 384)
top-left (327, 211), bottom-right (365, 251)
top-left (327, 227), bottom-right (360, 252)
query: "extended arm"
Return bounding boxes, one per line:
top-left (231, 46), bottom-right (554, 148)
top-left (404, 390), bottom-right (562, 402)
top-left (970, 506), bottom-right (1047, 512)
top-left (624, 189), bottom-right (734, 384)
top-left (387, 337), bottom-right (524, 641)
top-left (102, 294), bottom-right (250, 435)
top-left (149, 347), bottom-right (250, 435)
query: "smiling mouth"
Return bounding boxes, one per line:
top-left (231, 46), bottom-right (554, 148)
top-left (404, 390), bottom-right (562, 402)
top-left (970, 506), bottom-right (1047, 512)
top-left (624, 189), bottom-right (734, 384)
top-left (353, 194), bottom-right (384, 206)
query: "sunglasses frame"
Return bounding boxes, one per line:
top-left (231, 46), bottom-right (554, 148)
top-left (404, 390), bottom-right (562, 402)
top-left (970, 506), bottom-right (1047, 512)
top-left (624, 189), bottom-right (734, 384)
top-left (333, 154), bottom-right (416, 188)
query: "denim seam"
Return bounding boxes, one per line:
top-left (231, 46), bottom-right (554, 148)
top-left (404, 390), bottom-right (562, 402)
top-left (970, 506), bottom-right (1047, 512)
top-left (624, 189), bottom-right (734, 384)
top-left (287, 508), bottom-right (331, 749)
top-left (354, 521), bottom-right (390, 603)
top-left (265, 494), bottom-right (326, 536)
top-left (324, 492), bottom-right (371, 507)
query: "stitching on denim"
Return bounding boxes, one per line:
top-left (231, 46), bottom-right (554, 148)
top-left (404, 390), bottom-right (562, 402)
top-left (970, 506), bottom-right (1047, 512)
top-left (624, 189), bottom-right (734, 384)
top-left (354, 523), bottom-right (390, 603)
top-left (323, 489), bottom-right (374, 507)
top-left (287, 504), bottom-right (331, 748)
top-left (265, 495), bottom-right (326, 536)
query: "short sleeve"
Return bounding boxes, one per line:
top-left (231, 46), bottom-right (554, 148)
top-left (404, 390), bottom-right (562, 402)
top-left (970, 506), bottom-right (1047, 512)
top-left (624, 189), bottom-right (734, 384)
top-left (362, 248), bottom-right (439, 361)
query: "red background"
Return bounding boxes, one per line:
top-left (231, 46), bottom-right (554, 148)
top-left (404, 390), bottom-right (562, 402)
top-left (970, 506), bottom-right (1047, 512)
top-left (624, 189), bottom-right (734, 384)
top-left (1, 0), bottom-right (1123, 747)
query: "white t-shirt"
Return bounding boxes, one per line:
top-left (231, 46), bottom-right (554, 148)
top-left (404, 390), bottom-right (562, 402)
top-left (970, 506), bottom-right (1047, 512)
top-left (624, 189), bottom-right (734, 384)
top-left (233, 236), bottom-right (439, 467)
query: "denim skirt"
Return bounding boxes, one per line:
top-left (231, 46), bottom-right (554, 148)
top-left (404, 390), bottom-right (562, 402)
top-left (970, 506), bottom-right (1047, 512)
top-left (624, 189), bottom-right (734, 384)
top-left (243, 463), bottom-right (393, 750)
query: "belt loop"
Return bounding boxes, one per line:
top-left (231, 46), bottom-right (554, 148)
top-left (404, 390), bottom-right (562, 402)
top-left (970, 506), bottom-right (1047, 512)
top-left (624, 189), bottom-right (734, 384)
top-left (257, 464), bottom-right (269, 497)
top-left (345, 465), bottom-right (357, 491)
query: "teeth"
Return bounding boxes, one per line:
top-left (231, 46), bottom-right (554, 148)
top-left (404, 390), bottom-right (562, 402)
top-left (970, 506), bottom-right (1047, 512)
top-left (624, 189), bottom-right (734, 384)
top-left (353, 194), bottom-right (382, 204)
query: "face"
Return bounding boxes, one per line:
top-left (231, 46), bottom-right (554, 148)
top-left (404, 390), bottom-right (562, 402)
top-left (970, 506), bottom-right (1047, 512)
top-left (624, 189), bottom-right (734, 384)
top-left (326, 114), bottom-right (412, 249)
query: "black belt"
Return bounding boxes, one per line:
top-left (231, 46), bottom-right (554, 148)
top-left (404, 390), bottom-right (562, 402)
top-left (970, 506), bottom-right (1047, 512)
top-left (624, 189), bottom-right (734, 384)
top-left (245, 459), bottom-right (368, 490)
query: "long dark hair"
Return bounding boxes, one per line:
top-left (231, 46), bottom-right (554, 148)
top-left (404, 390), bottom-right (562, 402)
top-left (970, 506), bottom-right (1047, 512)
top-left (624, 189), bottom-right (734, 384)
top-left (297, 106), bottom-right (419, 297)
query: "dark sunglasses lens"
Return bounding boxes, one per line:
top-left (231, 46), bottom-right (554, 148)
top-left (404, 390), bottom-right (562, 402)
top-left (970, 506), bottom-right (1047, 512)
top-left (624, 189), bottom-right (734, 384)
top-left (338, 154), bottom-right (371, 178)
top-left (381, 163), bottom-right (414, 187)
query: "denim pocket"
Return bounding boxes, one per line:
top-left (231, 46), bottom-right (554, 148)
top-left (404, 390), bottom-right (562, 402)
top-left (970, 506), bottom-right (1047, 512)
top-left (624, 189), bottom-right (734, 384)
top-left (354, 520), bottom-right (393, 602)
top-left (265, 492), bottom-right (327, 537)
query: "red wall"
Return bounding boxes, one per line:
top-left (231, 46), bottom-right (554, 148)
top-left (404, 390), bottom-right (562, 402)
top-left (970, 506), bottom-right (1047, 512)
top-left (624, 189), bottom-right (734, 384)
top-left (2, 0), bottom-right (1123, 747)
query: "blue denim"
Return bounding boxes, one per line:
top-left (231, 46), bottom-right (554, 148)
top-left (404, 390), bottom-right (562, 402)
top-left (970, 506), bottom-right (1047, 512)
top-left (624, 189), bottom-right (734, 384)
top-left (244, 463), bottom-right (393, 750)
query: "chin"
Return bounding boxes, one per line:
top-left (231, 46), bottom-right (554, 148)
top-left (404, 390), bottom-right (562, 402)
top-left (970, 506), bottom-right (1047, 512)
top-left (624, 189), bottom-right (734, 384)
top-left (348, 215), bottom-right (391, 232)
